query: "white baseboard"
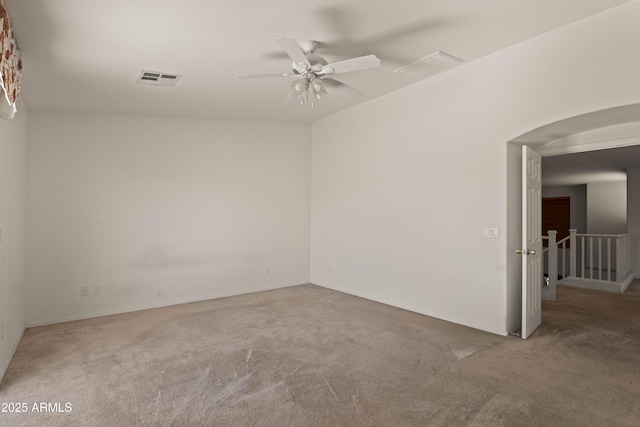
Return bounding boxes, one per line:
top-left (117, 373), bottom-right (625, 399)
top-left (310, 282), bottom-right (508, 337)
top-left (26, 282), bottom-right (308, 328)
top-left (619, 271), bottom-right (635, 292)
top-left (560, 271), bottom-right (635, 293)
top-left (0, 324), bottom-right (26, 385)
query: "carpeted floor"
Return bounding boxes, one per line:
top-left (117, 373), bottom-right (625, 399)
top-left (1, 282), bottom-right (639, 426)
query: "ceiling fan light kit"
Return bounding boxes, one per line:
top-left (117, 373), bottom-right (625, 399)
top-left (288, 77), bottom-right (327, 106)
top-left (237, 37), bottom-right (380, 106)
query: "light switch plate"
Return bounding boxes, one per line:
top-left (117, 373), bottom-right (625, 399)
top-left (483, 228), bottom-right (499, 238)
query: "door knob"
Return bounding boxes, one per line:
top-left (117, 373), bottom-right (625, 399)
top-left (516, 249), bottom-right (536, 255)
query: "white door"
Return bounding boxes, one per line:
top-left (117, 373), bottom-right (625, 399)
top-left (520, 145), bottom-right (542, 339)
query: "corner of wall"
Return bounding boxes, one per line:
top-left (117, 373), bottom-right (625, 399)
top-left (0, 98), bottom-right (28, 384)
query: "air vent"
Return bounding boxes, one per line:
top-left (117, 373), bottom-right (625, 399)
top-left (136, 70), bottom-right (182, 87)
top-left (394, 51), bottom-right (464, 77)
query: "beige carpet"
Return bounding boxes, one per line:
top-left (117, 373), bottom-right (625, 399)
top-left (1, 282), bottom-right (640, 426)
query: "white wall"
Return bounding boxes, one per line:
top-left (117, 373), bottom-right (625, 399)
top-left (0, 98), bottom-right (27, 381)
top-left (312, 2), bottom-right (640, 335)
top-left (27, 112), bottom-right (311, 326)
top-left (542, 185), bottom-right (587, 233)
top-left (627, 169), bottom-right (640, 276)
top-left (586, 181), bottom-right (627, 234)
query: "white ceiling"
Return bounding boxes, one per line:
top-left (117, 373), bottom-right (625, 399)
top-left (542, 144), bottom-right (640, 187)
top-left (4, 0), bottom-right (631, 123)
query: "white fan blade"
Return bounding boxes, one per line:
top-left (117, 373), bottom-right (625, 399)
top-left (236, 73), bottom-right (294, 79)
top-left (276, 37), bottom-right (310, 67)
top-left (321, 54), bottom-right (380, 75)
top-left (323, 78), bottom-right (364, 97)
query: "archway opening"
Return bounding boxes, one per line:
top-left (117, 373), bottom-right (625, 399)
top-left (506, 103), bottom-right (640, 334)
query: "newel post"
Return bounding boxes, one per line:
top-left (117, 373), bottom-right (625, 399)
top-left (569, 229), bottom-right (577, 277)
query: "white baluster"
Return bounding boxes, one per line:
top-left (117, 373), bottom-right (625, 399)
top-left (569, 229), bottom-right (577, 277)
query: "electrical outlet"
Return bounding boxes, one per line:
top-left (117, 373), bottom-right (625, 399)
top-left (483, 228), bottom-right (499, 239)
top-left (94, 285), bottom-right (102, 295)
top-left (266, 266), bottom-right (271, 274)
top-left (81, 286), bottom-right (89, 296)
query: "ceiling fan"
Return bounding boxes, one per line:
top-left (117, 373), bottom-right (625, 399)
top-left (236, 37), bottom-right (380, 106)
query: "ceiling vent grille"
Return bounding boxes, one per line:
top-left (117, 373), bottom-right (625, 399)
top-left (394, 51), bottom-right (464, 77)
top-left (136, 70), bottom-right (182, 87)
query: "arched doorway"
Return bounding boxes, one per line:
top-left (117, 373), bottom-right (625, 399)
top-left (506, 103), bottom-right (640, 336)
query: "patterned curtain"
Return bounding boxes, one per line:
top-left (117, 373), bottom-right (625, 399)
top-left (0, 0), bottom-right (22, 119)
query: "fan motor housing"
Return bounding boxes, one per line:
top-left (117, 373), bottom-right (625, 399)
top-left (301, 41), bottom-right (318, 54)
top-left (291, 55), bottom-right (328, 75)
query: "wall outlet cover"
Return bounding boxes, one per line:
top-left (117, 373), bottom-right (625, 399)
top-left (483, 228), bottom-right (499, 238)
